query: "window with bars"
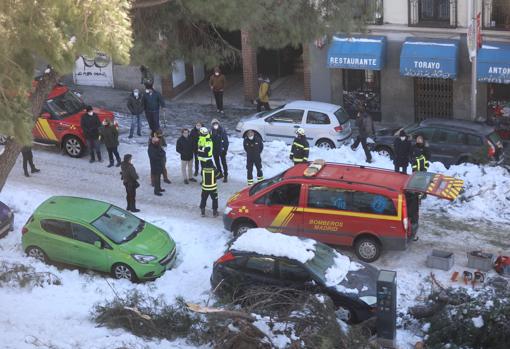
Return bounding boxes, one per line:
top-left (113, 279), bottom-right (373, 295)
top-left (408, 0), bottom-right (457, 28)
top-left (364, 0), bottom-right (384, 25)
top-left (414, 78), bottom-right (453, 122)
top-left (482, 0), bottom-right (510, 30)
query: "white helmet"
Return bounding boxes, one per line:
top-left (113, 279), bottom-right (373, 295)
top-left (296, 128), bottom-right (305, 136)
top-left (200, 127), bottom-right (209, 135)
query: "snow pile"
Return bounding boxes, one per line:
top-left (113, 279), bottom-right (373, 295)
top-left (324, 253), bottom-right (364, 287)
top-left (472, 316), bottom-right (484, 328)
top-left (231, 228), bottom-right (316, 263)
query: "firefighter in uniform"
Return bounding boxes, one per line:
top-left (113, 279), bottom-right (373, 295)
top-left (197, 127), bottom-right (214, 169)
top-left (290, 128), bottom-right (309, 164)
top-left (243, 130), bottom-right (264, 186)
top-left (410, 135), bottom-right (430, 172)
top-left (200, 163), bottom-right (219, 217)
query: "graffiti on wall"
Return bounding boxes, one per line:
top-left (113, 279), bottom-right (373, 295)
top-left (73, 53), bottom-right (114, 87)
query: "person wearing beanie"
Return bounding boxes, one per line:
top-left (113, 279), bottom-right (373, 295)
top-left (176, 128), bottom-right (196, 184)
top-left (393, 129), bottom-right (412, 173)
top-left (142, 82), bottom-right (165, 132)
top-left (100, 119), bottom-right (121, 168)
top-left (80, 105), bottom-right (102, 163)
top-left (211, 118), bottom-right (229, 182)
top-left (120, 154), bottom-right (140, 212)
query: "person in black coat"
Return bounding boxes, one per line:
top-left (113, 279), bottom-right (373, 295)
top-left (393, 130), bottom-right (412, 173)
top-left (99, 119), bottom-right (121, 168)
top-left (176, 128), bottom-right (197, 184)
top-left (147, 136), bottom-right (166, 196)
top-left (120, 154), bottom-right (140, 212)
top-left (81, 105), bottom-right (102, 163)
top-left (410, 135), bottom-right (431, 172)
top-left (244, 130), bottom-right (264, 186)
top-left (142, 82), bottom-right (165, 133)
top-left (290, 128), bottom-right (309, 164)
top-left (350, 110), bottom-right (374, 163)
top-left (189, 121), bottom-right (202, 177)
top-left (211, 118), bottom-right (229, 182)
top-left (21, 146), bottom-right (40, 177)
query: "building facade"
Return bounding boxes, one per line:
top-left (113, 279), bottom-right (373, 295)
top-left (308, 0), bottom-right (510, 124)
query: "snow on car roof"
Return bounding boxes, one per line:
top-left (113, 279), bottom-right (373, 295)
top-left (231, 228), bottom-right (316, 263)
top-left (285, 100), bottom-right (340, 113)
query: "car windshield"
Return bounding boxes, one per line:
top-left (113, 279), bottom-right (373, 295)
top-left (258, 105), bottom-right (284, 118)
top-left (304, 243), bottom-right (336, 284)
top-left (91, 206), bottom-right (145, 244)
top-left (249, 170), bottom-right (287, 196)
top-left (46, 91), bottom-right (85, 119)
top-left (403, 122), bottom-right (420, 134)
top-left (334, 108), bottom-right (350, 124)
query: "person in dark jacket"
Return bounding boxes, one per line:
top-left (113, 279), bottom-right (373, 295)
top-left (200, 162), bottom-right (219, 217)
top-left (81, 105), bottom-right (102, 163)
top-left (393, 130), bottom-right (412, 173)
top-left (410, 135), bottom-right (431, 172)
top-left (211, 118), bottom-right (229, 182)
top-left (153, 129), bottom-right (171, 184)
top-left (120, 154), bottom-right (140, 212)
top-left (350, 110), bottom-right (374, 163)
top-left (176, 128), bottom-right (196, 184)
top-left (100, 119), bottom-right (121, 168)
top-left (21, 146), bottom-right (40, 177)
top-left (142, 82), bottom-right (165, 133)
top-left (127, 89), bottom-right (144, 138)
top-left (244, 130), bottom-right (264, 186)
top-left (209, 67), bottom-right (226, 114)
top-left (148, 136), bottom-right (166, 196)
top-left (190, 121), bottom-right (203, 176)
top-left (290, 128), bottom-right (309, 164)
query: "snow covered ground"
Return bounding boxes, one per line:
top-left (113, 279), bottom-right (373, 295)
top-left (1, 131), bottom-right (509, 348)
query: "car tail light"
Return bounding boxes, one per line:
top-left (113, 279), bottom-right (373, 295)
top-left (403, 217), bottom-right (409, 231)
top-left (215, 252), bottom-right (236, 265)
top-left (21, 226), bottom-right (28, 235)
top-left (334, 125), bottom-right (343, 132)
top-left (487, 140), bottom-right (496, 158)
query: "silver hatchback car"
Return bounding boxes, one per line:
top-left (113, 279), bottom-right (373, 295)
top-left (235, 100), bottom-right (352, 149)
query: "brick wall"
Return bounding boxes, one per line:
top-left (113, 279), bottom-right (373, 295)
top-left (241, 30), bottom-right (258, 104)
top-left (302, 44), bottom-right (312, 100)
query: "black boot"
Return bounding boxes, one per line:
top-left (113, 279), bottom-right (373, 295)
top-left (201, 208), bottom-right (205, 217)
top-left (31, 167), bottom-right (40, 173)
top-left (97, 152), bottom-right (102, 163)
top-left (107, 162), bottom-right (114, 168)
top-left (24, 171), bottom-right (30, 177)
top-left (216, 172), bottom-right (224, 180)
top-left (213, 210), bottom-right (219, 217)
top-left (223, 174), bottom-right (228, 183)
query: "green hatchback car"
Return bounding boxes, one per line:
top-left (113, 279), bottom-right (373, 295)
top-left (22, 196), bottom-right (176, 282)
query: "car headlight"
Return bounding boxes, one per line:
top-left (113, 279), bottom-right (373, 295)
top-left (359, 296), bottom-right (377, 306)
top-left (235, 121), bottom-right (244, 132)
top-left (224, 206), bottom-right (233, 215)
top-left (131, 254), bottom-right (157, 264)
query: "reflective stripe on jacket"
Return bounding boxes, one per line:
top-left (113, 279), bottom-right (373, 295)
top-left (290, 136), bottom-right (309, 163)
top-left (201, 167), bottom-right (217, 191)
top-left (412, 155), bottom-right (429, 172)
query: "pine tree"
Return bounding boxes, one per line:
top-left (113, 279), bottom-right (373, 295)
top-left (0, 0), bottom-right (133, 191)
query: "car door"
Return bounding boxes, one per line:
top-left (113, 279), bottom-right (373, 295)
top-left (68, 223), bottom-right (108, 270)
top-left (255, 183), bottom-right (304, 236)
top-left (276, 259), bottom-right (313, 289)
top-left (240, 256), bottom-right (278, 286)
top-left (39, 219), bottom-right (73, 263)
top-left (33, 104), bottom-right (60, 144)
top-left (264, 109), bottom-right (304, 143)
top-left (430, 128), bottom-right (464, 165)
top-left (305, 110), bottom-right (332, 145)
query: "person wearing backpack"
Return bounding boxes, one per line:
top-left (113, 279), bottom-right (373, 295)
top-left (257, 75), bottom-right (271, 112)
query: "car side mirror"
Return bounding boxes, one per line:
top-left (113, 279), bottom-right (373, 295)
top-left (40, 112), bottom-right (51, 119)
top-left (94, 241), bottom-right (102, 249)
top-left (265, 117), bottom-right (273, 123)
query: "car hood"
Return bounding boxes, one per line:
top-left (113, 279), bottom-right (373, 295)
top-left (240, 111), bottom-right (268, 122)
top-left (120, 223), bottom-right (175, 258)
top-left (326, 262), bottom-right (378, 299)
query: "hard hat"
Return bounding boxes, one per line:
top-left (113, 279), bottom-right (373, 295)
top-left (200, 127), bottom-right (209, 135)
top-left (296, 128), bottom-right (305, 135)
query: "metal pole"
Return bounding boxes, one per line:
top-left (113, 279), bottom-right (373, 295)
top-left (470, 0), bottom-right (477, 120)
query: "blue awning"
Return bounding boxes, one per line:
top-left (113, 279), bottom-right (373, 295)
top-left (477, 42), bottom-right (510, 84)
top-left (327, 35), bottom-right (387, 70)
top-left (400, 37), bottom-right (459, 79)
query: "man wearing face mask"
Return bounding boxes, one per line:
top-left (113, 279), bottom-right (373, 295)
top-left (393, 130), bottom-right (412, 173)
top-left (127, 88), bottom-right (144, 138)
top-left (211, 119), bottom-right (229, 182)
top-left (176, 128), bottom-right (196, 184)
top-left (142, 82), bottom-right (165, 133)
top-left (209, 67), bottom-right (226, 114)
top-left (190, 121), bottom-right (203, 177)
top-left (243, 130), bottom-right (264, 186)
top-left (81, 105), bottom-right (102, 163)
top-left (410, 134), bottom-right (430, 172)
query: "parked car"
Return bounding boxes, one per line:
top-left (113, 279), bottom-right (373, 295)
top-left (22, 196), bottom-right (176, 281)
top-left (372, 119), bottom-right (505, 167)
top-left (211, 228), bottom-right (378, 323)
top-left (224, 161), bottom-right (463, 262)
top-left (0, 201), bottom-right (14, 239)
top-left (35, 84), bottom-right (116, 157)
top-left (235, 100), bottom-right (352, 149)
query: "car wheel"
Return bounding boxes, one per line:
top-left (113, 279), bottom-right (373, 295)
top-left (376, 146), bottom-right (393, 158)
top-left (26, 246), bottom-right (47, 263)
top-left (112, 263), bottom-right (136, 282)
top-left (233, 221), bottom-right (256, 237)
top-left (354, 236), bottom-right (381, 263)
top-left (63, 135), bottom-right (84, 158)
top-left (316, 139), bottom-right (335, 150)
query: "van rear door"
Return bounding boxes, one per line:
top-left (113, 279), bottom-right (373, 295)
top-left (404, 172), bottom-right (464, 201)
